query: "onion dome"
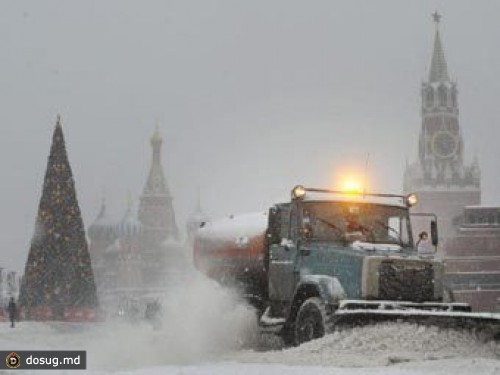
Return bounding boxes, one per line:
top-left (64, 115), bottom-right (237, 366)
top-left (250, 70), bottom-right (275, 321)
top-left (115, 201), bottom-right (143, 238)
top-left (88, 200), bottom-right (116, 241)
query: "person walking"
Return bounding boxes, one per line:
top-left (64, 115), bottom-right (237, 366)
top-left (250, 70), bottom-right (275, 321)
top-left (7, 297), bottom-right (17, 328)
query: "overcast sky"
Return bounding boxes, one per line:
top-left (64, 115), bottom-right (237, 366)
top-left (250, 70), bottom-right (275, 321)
top-left (1, 0), bottom-right (499, 272)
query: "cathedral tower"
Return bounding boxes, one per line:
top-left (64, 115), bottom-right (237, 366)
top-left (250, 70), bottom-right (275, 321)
top-left (138, 127), bottom-right (179, 244)
top-left (404, 13), bottom-right (481, 248)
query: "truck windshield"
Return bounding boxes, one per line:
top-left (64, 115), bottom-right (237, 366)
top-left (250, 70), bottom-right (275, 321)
top-left (301, 201), bottom-right (411, 247)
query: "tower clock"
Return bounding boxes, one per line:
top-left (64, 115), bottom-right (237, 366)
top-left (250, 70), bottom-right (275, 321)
top-left (431, 131), bottom-right (458, 159)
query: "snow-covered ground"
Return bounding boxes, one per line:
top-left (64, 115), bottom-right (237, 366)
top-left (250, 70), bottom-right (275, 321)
top-left (1, 321), bottom-right (499, 374)
top-left (1, 275), bottom-right (499, 374)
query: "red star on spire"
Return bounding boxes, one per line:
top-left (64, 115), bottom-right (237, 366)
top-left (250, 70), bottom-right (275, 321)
top-left (432, 11), bottom-right (442, 24)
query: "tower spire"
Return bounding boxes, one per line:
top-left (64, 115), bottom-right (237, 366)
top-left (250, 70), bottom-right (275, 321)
top-left (429, 11), bottom-right (449, 83)
top-left (138, 125), bottom-right (179, 241)
top-left (186, 186), bottom-right (209, 240)
top-left (143, 126), bottom-right (170, 196)
top-left (195, 186), bottom-right (202, 212)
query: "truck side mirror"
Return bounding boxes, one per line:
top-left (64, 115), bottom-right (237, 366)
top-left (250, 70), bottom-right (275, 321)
top-left (267, 206), bottom-right (282, 245)
top-left (430, 220), bottom-right (438, 246)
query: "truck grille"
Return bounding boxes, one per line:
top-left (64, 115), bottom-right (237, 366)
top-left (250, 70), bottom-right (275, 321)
top-left (378, 261), bottom-right (434, 302)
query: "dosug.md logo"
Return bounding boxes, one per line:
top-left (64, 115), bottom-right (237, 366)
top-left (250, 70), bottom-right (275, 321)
top-left (6, 352), bottom-right (21, 369)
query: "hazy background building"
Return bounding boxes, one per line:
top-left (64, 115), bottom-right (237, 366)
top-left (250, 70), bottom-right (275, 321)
top-left (88, 128), bottom-right (187, 315)
top-left (404, 14), bottom-right (500, 311)
top-left (404, 13), bottom-right (480, 250)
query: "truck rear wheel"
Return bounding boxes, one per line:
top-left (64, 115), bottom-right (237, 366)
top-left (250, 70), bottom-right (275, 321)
top-left (294, 297), bottom-right (326, 345)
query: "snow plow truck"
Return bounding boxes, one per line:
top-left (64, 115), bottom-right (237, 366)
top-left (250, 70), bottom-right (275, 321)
top-left (194, 186), bottom-right (500, 345)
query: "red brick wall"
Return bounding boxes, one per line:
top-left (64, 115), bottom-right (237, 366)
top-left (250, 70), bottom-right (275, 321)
top-left (410, 190), bottom-right (480, 255)
top-left (445, 236), bottom-right (500, 257)
top-left (453, 290), bottom-right (500, 312)
top-left (445, 259), bottom-right (500, 273)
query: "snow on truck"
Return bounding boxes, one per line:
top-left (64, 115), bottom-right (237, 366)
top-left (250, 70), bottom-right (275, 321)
top-left (194, 186), bottom-right (500, 345)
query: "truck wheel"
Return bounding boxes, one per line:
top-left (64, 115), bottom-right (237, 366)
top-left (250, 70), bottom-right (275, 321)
top-left (294, 297), bottom-right (326, 345)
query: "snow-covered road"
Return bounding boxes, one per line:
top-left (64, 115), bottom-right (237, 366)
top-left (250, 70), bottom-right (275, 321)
top-left (117, 360), bottom-right (500, 375)
top-left (1, 320), bottom-right (498, 374)
top-left (2, 277), bottom-right (499, 374)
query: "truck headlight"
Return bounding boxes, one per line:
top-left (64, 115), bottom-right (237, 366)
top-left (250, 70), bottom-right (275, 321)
top-left (292, 185), bottom-right (307, 200)
top-left (406, 193), bottom-right (418, 207)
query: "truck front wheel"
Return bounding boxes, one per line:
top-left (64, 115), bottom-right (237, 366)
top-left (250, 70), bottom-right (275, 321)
top-left (294, 297), bottom-right (326, 345)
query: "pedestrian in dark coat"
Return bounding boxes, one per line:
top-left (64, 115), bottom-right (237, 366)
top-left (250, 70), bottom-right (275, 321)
top-left (7, 297), bottom-right (17, 328)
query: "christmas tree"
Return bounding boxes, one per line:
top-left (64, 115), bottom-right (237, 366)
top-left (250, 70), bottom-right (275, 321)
top-left (19, 116), bottom-right (98, 320)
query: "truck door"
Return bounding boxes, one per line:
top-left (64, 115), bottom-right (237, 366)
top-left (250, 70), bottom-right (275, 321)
top-left (268, 202), bottom-right (299, 301)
